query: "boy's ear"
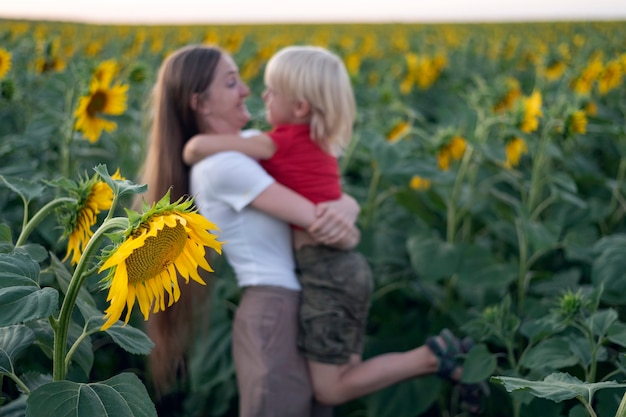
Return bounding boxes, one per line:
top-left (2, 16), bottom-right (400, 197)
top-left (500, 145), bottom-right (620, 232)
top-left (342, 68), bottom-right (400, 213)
top-left (294, 99), bottom-right (311, 118)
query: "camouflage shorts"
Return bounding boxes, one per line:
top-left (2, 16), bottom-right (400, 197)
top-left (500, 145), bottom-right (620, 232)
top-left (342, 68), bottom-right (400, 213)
top-left (295, 245), bottom-right (373, 364)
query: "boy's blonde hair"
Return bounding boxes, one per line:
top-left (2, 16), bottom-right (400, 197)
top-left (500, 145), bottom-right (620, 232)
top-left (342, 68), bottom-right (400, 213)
top-left (264, 45), bottom-right (356, 156)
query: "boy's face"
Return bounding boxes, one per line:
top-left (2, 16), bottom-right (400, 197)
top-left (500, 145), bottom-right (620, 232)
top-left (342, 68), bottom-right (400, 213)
top-left (262, 84), bottom-right (298, 126)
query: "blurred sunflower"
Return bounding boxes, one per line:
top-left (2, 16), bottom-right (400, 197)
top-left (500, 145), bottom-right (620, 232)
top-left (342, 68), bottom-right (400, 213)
top-left (93, 59), bottom-right (119, 86)
top-left (386, 121), bottom-right (410, 143)
top-left (0, 48), bottom-right (12, 79)
top-left (520, 91), bottom-right (543, 133)
top-left (74, 77), bottom-right (128, 143)
top-left (98, 193), bottom-right (222, 330)
top-left (568, 110), bottom-right (588, 135)
top-left (437, 136), bottom-right (466, 171)
top-left (409, 175), bottom-right (431, 191)
top-left (63, 169), bottom-right (124, 265)
top-left (493, 78), bottom-right (521, 113)
top-left (448, 136), bottom-right (467, 160)
top-left (504, 137), bottom-right (528, 169)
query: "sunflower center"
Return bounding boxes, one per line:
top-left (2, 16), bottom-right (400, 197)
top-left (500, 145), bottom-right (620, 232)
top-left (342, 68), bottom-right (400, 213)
top-left (125, 221), bottom-right (187, 284)
top-left (87, 91), bottom-right (107, 115)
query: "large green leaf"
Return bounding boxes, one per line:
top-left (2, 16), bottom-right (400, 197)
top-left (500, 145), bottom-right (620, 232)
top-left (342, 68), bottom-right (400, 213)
top-left (591, 235), bottom-right (626, 304)
top-left (0, 325), bottom-right (35, 375)
top-left (461, 343), bottom-right (497, 384)
top-left (26, 372), bottom-right (157, 417)
top-left (523, 219), bottom-right (560, 256)
top-left (585, 309), bottom-right (618, 338)
top-left (492, 372), bottom-right (626, 404)
top-left (0, 175), bottom-right (46, 203)
top-left (407, 235), bottom-right (460, 281)
top-left (608, 322), bottom-right (626, 348)
top-left (102, 322), bottom-right (155, 356)
top-left (46, 252), bottom-right (98, 317)
top-left (456, 244), bottom-right (517, 288)
top-left (0, 394), bottom-right (28, 417)
top-left (12, 244), bottom-right (49, 263)
top-left (0, 287), bottom-right (59, 326)
top-left (26, 319), bottom-right (94, 376)
top-left (0, 224), bottom-right (13, 243)
top-left (366, 376), bottom-right (441, 417)
top-left (519, 337), bottom-right (579, 370)
top-left (0, 252), bottom-right (40, 288)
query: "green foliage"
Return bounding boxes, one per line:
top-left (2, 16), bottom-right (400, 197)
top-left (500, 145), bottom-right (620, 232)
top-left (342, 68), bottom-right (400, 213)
top-left (1, 17), bottom-right (626, 417)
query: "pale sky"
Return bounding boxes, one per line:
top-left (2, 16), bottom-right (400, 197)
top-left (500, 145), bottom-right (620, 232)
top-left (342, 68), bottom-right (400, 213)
top-left (2, 0), bottom-right (626, 24)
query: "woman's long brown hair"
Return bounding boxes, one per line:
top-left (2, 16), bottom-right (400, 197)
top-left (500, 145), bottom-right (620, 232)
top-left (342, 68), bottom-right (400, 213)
top-left (135, 44), bottom-right (223, 396)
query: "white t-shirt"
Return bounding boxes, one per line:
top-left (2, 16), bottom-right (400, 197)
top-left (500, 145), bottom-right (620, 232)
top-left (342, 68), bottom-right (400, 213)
top-left (190, 147), bottom-right (300, 290)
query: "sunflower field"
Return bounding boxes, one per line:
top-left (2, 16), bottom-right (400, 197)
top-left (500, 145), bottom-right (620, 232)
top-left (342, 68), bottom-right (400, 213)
top-left (1, 18), bottom-right (626, 417)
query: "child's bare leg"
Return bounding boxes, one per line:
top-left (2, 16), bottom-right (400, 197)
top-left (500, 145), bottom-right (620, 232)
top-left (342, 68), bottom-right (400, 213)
top-left (308, 344), bottom-right (447, 405)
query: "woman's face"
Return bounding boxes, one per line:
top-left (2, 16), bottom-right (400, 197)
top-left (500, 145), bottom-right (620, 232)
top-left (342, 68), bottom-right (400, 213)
top-left (198, 53), bottom-right (251, 134)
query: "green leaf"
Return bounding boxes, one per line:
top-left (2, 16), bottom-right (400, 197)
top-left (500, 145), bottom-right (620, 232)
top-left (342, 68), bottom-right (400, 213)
top-left (407, 235), bottom-right (459, 281)
top-left (492, 372), bottom-right (626, 404)
top-left (93, 164), bottom-right (146, 200)
top-left (456, 244), bottom-right (517, 288)
top-left (47, 253), bottom-right (97, 315)
top-left (0, 224), bottom-right (12, 243)
top-left (608, 322), bottom-right (626, 348)
top-left (366, 375), bottom-right (441, 417)
top-left (524, 220), bottom-right (560, 255)
top-left (13, 244), bottom-right (49, 263)
top-left (461, 343), bottom-right (497, 383)
top-left (591, 235), bottom-right (626, 304)
top-left (26, 372), bottom-right (157, 417)
top-left (0, 175), bottom-right (46, 203)
top-left (0, 325), bottom-right (35, 375)
top-left (0, 394), bottom-right (28, 417)
top-left (68, 321), bottom-right (94, 377)
top-left (585, 309), bottom-right (618, 338)
top-left (102, 323), bottom-right (155, 356)
top-left (0, 287), bottom-right (59, 326)
top-left (519, 337), bottom-right (579, 370)
top-left (0, 253), bottom-right (41, 288)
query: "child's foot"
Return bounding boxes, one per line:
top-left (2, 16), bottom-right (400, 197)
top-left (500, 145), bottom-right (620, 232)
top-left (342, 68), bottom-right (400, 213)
top-left (425, 329), bottom-right (489, 415)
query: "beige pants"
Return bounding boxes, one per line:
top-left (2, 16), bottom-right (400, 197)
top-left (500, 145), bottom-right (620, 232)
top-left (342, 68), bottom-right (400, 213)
top-left (232, 285), bottom-right (333, 417)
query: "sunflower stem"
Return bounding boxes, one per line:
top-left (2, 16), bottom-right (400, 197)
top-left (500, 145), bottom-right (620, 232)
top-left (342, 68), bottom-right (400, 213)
top-left (16, 197), bottom-right (76, 247)
top-left (52, 217), bottom-right (128, 381)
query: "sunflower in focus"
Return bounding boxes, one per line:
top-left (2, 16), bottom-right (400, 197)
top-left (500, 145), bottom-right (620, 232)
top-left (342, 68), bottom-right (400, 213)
top-left (74, 77), bottom-right (128, 143)
top-left (98, 192), bottom-right (222, 330)
top-left (0, 48), bottom-right (12, 79)
top-left (63, 169), bottom-right (124, 265)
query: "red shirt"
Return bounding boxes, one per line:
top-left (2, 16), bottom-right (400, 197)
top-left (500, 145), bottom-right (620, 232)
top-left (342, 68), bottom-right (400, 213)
top-left (260, 124), bottom-right (342, 204)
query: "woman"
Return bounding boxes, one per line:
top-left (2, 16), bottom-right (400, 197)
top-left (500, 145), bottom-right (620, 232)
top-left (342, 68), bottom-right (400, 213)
top-left (136, 44), bottom-right (359, 417)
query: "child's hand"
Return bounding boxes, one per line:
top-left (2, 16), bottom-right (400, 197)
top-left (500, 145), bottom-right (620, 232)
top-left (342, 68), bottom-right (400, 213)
top-left (308, 194), bottom-right (360, 247)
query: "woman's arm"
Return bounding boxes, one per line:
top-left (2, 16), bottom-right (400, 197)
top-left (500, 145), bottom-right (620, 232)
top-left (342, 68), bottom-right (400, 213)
top-left (183, 132), bottom-right (276, 165)
top-left (251, 182), bottom-right (360, 250)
